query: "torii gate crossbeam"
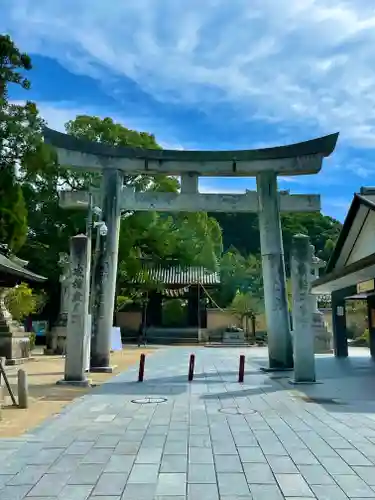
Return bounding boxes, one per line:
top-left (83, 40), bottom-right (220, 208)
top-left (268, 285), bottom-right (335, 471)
top-left (59, 189), bottom-right (321, 213)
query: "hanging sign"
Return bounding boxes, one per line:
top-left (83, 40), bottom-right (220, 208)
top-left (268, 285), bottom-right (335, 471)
top-left (357, 279), bottom-right (375, 294)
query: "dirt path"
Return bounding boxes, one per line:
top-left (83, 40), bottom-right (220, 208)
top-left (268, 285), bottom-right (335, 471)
top-left (0, 347), bottom-right (156, 438)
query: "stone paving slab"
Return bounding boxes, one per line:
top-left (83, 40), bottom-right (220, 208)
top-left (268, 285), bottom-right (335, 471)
top-left (2, 347), bottom-right (375, 498)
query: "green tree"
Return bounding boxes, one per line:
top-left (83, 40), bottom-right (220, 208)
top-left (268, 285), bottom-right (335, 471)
top-left (231, 291), bottom-right (263, 338)
top-left (320, 238), bottom-right (336, 263)
top-left (280, 212), bottom-right (341, 266)
top-left (0, 35), bottom-right (38, 252)
top-left (4, 282), bottom-right (46, 321)
top-left (65, 115), bottom-right (161, 149)
top-left (216, 249), bottom-right (263, 307)
top-left (0, 34), bottom-right (31, 98)
top-left (212, 211), bottom-right (342, 273)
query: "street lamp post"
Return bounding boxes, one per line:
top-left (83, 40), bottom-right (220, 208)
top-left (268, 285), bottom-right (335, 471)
top-left (78, 191), bottom-right (108, 371)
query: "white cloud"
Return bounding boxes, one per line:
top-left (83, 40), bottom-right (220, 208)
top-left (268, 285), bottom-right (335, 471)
top-left (199, 179), bottom-right (250, 194)
top-left (3, 0), bottom-right (375, 151)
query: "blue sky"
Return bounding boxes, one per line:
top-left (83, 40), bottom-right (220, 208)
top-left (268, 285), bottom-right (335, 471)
top-left (3, 0), bottom-right (375, 222)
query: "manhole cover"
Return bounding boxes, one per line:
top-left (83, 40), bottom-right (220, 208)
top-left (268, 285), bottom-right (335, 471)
top-left (131, 397), bottom-right (167, 404)
top-left (219, 408), bottom-right (257, 415)
top-left (298, 396), bottom-right (344, 405)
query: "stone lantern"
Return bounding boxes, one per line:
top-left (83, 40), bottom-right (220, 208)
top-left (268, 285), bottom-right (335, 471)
top-left (45, 253), bottom-right (70, 354)
top-left (310, 245), bottom-right (332, 352)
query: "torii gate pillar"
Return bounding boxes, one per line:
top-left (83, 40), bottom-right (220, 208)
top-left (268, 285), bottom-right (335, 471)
top-left (90, 169), bottom-right (122, 372)
top-left (257, 172), bottom-right (293, 370)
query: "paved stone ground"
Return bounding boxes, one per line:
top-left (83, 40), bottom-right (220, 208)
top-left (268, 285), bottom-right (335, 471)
top-left (2, 347), bottom-right (375, 499)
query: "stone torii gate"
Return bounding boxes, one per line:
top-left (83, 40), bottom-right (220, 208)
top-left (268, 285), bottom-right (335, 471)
top-left (44, 128), bottom-right (338, 371)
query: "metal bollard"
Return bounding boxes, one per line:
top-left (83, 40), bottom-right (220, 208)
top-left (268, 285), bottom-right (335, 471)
top-left (18, 369), bottom-right (29, 409)
top-left (138, 354), bottom-right (146, 382)
top-left (238, 355), bottom-right (245, 383)
top-left (188, 354), bottom-right (195, 382)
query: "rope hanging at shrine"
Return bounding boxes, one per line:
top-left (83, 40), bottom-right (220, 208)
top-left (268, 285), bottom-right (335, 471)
top-left (198, 281), bottom-right (226, 313)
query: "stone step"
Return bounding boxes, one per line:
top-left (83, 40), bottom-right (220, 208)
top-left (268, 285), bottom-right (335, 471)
top-left (122, 336), bottom-right (199, 345)
top-left (146, 337), bottom-right (199, 345)
top-left (206, 342), bottom-right (252, 348)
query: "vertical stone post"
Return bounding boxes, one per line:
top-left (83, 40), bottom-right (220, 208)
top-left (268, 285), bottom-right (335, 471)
top-left (290, 234), bottom-right (316, 383)
top-left (331, 291), bottom-right (348, 357)
top-left (310, 246), bottom-right (320, 315)
top-left (181, 173), bottom-right (198, 193)
top-left (90, 169), bottom-right (122, 372)
top-left (46, 253), bottom-right (71, 355)
top-left (60, 234), bottom-right (90, 386)
top-left (310, 246), bottom-right (331, 353)
top-left (256, 171), bottom-right (293, 370)
top-left (367, 296), bottom-right (375, 359)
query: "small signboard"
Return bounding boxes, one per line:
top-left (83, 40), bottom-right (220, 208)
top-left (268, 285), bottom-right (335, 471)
top-left (357, 279), bottom-right (375, 294)
top-left (111, 327), bottom-right (122, 352)
top-left (32, 321), bottom-right (48, 337)
top-left (336, 306), bottom-right (344, 317)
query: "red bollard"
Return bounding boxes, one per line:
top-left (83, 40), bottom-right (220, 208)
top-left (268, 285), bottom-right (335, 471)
top-left (238, 355), bottom-right (245, 383)
top-left (138, 353), bottom-right (146, 382)
top-left (188, 354), bottom-right (195, 382)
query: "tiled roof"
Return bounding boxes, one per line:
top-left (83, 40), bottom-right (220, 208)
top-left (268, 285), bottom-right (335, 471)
top-left (134, 261), bottom-right (220, 286)
top-left (0, 254), bottom-right (46, 284)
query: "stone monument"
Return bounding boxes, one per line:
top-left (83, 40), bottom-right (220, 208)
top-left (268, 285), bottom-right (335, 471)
top-left (290, 234), bottom-right (316, 384)
top-left (222, 326), bottom-right (247, 346)
top-left (310, 246), bottom-right (332, 353)
top-left (58, 234), bottom-right (90, 386)
top-left (46, 253), bottom-right (70, 355)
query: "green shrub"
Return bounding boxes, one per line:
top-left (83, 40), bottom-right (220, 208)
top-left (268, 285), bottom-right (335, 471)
top-left (351, 328), bottom-right (369, 347)
top-left (29, 331), bottom-right (36, 350)
top-left (4, 283), bottom-right (46, 321)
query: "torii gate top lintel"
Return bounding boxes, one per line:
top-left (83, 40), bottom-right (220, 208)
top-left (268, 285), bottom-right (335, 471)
top-left (43, 127), bottom-right (339, 177)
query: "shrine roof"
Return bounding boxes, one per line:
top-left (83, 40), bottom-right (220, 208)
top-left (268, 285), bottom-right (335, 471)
top-left (133, 261), bottom-right (220, 287)
top-left (312, 191), bottom-right (375, 293)
top-left (0, 254), bottom-right (47, 287)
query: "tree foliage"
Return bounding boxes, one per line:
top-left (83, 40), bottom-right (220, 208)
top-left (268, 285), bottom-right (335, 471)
top-left (0, 35), bottom-right (38, 252)
top-left (214, 249), bottom-right (263, 307)
top-left (65, 115), bottom-right (161, 149)
top-left (210, 209), bottom-right (342, 309)
top-left (212, 211), bottom-right (341, 270)
top-left (4, 282), bottom-right (46, 321)
top-left (231, 291), bottom-right (264, 335)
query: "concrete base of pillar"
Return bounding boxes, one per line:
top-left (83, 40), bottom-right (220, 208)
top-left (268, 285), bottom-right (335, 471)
top-left (56, 378), bottom-right (91, 387)
top-left (260, 366), bottom-right (294, 373)
top-left (90, 352), bottom-right (116, 373)
top-left (288, 379), bottom-right (321, 385)
top-left (89, 365), bottom-right (116, 373)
